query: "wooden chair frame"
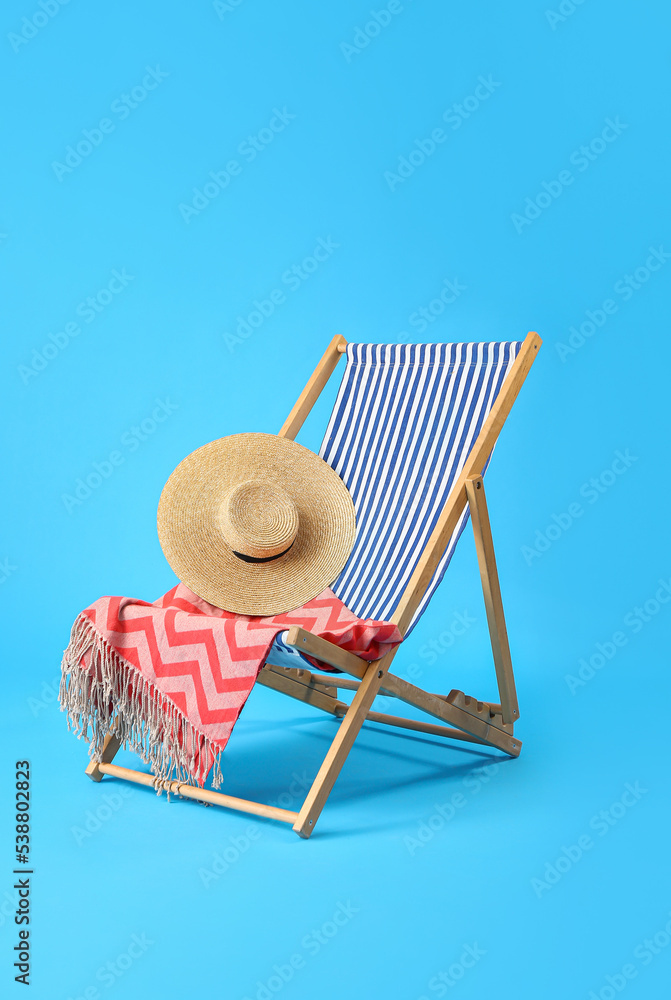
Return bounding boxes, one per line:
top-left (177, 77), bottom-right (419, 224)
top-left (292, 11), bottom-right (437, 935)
top-left (86, 331), bottom-right (542, 837)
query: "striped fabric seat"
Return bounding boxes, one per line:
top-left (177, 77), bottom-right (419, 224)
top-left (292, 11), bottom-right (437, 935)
top-left (321, 341), bottom-right (521, 633)
top-left (269, 629), bottom-right (316, 670)
top-left (268, 340), bottom-right (521, 664)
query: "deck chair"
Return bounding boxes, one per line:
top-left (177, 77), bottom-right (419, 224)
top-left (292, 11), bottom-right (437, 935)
top-left (87, 332), bottom-right (541, 837)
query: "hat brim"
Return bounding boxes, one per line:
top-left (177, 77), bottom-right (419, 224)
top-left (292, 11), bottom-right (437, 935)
top-left (157, 433), bottom-right (356, 615)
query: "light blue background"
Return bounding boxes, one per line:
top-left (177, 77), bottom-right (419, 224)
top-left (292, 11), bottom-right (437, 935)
top-left (1, 1), bottom-right (670, 997)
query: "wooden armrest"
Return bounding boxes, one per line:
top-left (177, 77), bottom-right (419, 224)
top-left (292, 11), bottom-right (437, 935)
top-left (283, 626), bottom-right (370, 679)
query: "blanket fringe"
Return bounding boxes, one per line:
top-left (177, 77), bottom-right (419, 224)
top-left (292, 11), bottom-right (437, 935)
top-left (59, 614), bottom-right (223, 793)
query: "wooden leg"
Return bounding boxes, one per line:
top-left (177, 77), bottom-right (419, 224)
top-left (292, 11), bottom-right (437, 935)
top-left (85, 731), bottom-right (122, 782)
top-left (465, 474), bottom-right (519, 725)
top-left (292, 652), bottom-right (395, 838)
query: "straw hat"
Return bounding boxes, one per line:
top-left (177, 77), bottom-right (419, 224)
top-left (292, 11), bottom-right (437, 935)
top-left (157, 433), bottom-right (356, 615)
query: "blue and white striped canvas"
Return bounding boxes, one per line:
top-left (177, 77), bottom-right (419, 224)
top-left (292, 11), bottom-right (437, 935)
top-left (267, 340), bottom-right (521, 666)
top-left (268, 629), bottom-right (315, 670)
top-left (319, 341), bottom-right (522, 634)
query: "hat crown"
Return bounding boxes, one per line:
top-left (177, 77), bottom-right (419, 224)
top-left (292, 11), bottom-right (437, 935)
top-left (157, 432), bottom-right (356, 614)
top-left (218, 480), bottom-right (299, 560)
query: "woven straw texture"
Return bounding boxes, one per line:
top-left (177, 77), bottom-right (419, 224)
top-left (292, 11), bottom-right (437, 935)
top-left (157, 433), bottom-right (356, 614)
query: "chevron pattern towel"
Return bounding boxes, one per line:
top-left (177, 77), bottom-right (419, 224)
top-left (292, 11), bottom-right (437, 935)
top-left (59, 583), bottom-right (401, 790)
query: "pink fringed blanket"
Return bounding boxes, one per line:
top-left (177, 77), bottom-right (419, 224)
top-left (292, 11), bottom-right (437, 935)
top-left (59, 583), bottom-right (401, 789)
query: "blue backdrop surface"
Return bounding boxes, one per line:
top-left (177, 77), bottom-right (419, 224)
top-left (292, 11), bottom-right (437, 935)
top-left (1, 2), bottom-right (670, 998)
